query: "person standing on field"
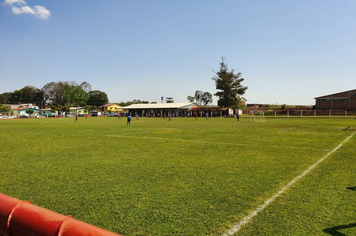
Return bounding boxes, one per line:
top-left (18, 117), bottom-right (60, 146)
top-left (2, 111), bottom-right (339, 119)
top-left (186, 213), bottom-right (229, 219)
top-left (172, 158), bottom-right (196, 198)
top-left (127, 115), bottom-right (131, 125)
top-left (236, 113), bottom-right (240, 121)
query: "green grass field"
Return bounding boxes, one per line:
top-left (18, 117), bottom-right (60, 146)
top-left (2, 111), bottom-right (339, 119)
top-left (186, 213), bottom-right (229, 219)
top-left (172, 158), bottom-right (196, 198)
top-left (1, 116), bottom-right (355, 235)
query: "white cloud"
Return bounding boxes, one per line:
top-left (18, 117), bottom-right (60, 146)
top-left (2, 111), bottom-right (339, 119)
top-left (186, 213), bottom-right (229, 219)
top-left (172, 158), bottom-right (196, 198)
top-left (3, 0), bottom-right (50, 20)
top-left (4, 0), bottom-right (26, 5)
top-left (12, 6), bottom-right (34, 15)
top-left (34, 5), bottom-right (50, 20)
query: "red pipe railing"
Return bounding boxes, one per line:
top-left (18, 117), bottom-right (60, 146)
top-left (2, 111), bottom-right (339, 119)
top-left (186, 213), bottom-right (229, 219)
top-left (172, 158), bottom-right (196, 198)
top-left (0, 193), bottom-right (121, 236)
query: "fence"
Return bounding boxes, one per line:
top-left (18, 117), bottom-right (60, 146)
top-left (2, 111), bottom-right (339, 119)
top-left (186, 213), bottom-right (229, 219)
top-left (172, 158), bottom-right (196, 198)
top-left (245, 109), bottom-right (356, 118)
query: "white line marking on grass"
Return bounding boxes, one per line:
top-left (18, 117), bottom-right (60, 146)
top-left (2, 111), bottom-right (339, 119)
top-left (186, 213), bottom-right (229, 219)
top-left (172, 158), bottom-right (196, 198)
top-left (108, 135), bottom-right (330, 152)
top-left (223, 131), bottom-right (356, 236)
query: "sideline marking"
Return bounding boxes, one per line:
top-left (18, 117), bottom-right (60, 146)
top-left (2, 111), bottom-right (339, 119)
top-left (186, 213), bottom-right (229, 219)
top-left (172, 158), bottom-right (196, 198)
top-left (108, 135), bottom-right (330, 152)
top-left (223, 131), bottom-right (356, 236)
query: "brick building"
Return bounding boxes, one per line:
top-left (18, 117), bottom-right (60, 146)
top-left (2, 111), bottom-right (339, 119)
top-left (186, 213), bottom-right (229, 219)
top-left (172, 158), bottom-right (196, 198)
top-left (314, 89), bottom-right (356, 110)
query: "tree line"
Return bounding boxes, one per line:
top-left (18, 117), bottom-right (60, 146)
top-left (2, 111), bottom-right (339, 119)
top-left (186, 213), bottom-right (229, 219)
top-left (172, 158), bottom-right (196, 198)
top-left (0, 81), bottom-right (108, 112)
top-left (0, 58), bottom-right (248, 112)
top-left (0, 81), bottom-right (153, 113)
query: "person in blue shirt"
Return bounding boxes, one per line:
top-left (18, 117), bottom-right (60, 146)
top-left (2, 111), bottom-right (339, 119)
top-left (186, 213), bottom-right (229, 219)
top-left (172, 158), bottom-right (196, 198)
top-left (127, 115), bottom-right (131, 125)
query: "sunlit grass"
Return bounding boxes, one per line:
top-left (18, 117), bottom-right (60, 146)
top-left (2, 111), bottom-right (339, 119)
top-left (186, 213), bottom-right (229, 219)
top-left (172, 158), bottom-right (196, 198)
top-left (0, 117), bottom-right (355, 235)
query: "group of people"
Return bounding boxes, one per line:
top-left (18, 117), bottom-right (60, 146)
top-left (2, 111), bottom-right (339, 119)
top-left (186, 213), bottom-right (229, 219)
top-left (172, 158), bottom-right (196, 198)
top-left (126, 112), bottom-right (240, 125)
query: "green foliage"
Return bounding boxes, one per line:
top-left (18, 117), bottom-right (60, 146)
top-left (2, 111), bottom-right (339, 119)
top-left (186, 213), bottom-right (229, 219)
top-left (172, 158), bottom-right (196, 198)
top-left (194, 90), bottom-right (202, 105)
top-left (121, 100), bottom-right (149, 106)
top-left (0, 92), bottom-right (13, 104)
top-left (0, 104), bottom-right (11, 112)
top-left (83, 105), bottom-right (92, 111)
top-left (63, 84), bottom-right (89, 107)
top-left (202, 92), bottom-right (213, 105)
top-left (212, 57), bottom-right (247, 108)
top-left (87, 90), bottom-right (108, 107)
top-left (189, 90), bottom-right (212, 105)
top-left (1, 118), bottom-right (355, 235)
top-left (187, 95), bottom-right (194, 103)
top-left (41, 81), bottom-right (68, 105)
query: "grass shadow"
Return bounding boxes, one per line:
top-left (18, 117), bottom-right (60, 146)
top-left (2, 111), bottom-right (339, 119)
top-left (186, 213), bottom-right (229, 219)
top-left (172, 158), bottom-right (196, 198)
top-left (346, 186), bottom-right (356, 191)
top-left (323, 223), bottom-right (356, 236)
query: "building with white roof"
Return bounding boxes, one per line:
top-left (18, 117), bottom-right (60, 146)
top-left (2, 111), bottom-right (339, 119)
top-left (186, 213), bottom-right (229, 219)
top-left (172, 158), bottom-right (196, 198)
top-left (121, 103), bottom-right (197, 117)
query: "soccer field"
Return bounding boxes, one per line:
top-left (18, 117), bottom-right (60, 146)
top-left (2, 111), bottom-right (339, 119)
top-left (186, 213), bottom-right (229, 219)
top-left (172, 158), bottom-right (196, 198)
top-left (1, 117), bottom-right (355, 235)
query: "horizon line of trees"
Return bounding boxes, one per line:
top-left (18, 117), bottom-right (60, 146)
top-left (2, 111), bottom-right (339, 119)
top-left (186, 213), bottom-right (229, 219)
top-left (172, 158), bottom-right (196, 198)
top-left (1, 57), bottom-right (248, 112)
top-left (0, 81), bottom-right (157, 112)
top-left (0, 81), bottom-right (109, 112)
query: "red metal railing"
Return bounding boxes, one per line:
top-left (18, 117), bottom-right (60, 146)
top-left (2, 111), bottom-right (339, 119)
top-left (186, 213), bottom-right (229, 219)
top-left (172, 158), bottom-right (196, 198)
top-left (0, 193), bottom-right (121, 236)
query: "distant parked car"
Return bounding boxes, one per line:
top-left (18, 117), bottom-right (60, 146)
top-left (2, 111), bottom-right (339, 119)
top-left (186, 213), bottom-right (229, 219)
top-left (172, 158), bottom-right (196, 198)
top-left (109, 112), bottom-right (118, 117)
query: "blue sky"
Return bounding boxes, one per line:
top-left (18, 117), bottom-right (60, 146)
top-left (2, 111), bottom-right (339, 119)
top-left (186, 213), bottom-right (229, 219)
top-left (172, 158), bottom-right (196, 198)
top-left (1, 1), bottom-right (355, 105)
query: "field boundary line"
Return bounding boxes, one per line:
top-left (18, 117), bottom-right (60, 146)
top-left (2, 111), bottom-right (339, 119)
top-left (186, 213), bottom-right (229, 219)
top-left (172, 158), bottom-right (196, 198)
top-left (223, 131), bottom-right (356, 236)
top-left (108, 135), bottom-right (330, 152)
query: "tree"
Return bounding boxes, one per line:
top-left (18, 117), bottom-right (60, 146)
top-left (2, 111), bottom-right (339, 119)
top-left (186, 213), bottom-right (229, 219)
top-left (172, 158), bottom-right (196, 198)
top-left (87, 90), bottom-right (109, 107)
top-left (25, 109), bottom-right (34, 117)
top-left (63, 84), bottom-right (89, 107)
top-left (0, 104), bottom-right (11, 113)
top-left (188, 90), bottom-right (212, 105)
top-left (194, 90), bottom-right (203, 105)
top-left (11, 89), bottom-right (23, 104)
top-left (201, 92), bottom-right (213, 106)
top-left (41, 81), bottom-right (68, 105)
top-left (80, 81), bottom-right (92, 93)
top-left (83, 105), bottom-right (92, 113)
top-left (119, 101), bottom-right (132, 107)
top-left (187, 95), bottom-right (194, 103)
top-left (21, 86), bottom-right (38, 103)
top-left (212, 57), bottom-right (247, 108)
top-left (19, 86), bottom-right (44, 107)
top-left (166, 97), bottom-right (174, 103)
top-left (33, 90), bottom-right (45, 108)
top-left (0, 92), bottom-right (13, 104)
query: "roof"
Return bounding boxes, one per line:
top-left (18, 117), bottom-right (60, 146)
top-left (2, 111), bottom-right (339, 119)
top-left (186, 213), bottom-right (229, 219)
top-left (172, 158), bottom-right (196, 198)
top-left (191, 107), bottom-right (229, 111)
top-left (122, 103), bottom-right (196, 110)
top-left (11, 107), bottom-right (39, 111)
top-left (315, 89), bottom-right (356, 99)
top-left (99, 103), bottom-right (122, 108)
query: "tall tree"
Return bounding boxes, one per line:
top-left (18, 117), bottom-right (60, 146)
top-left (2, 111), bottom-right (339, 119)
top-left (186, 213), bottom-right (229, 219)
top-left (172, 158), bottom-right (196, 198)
top-left (194, 90), bottom-right (203, 105)
top-left (212, 57), bottom-right (247, 108)
top-left (201, 92), bottom-right (213, 106)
